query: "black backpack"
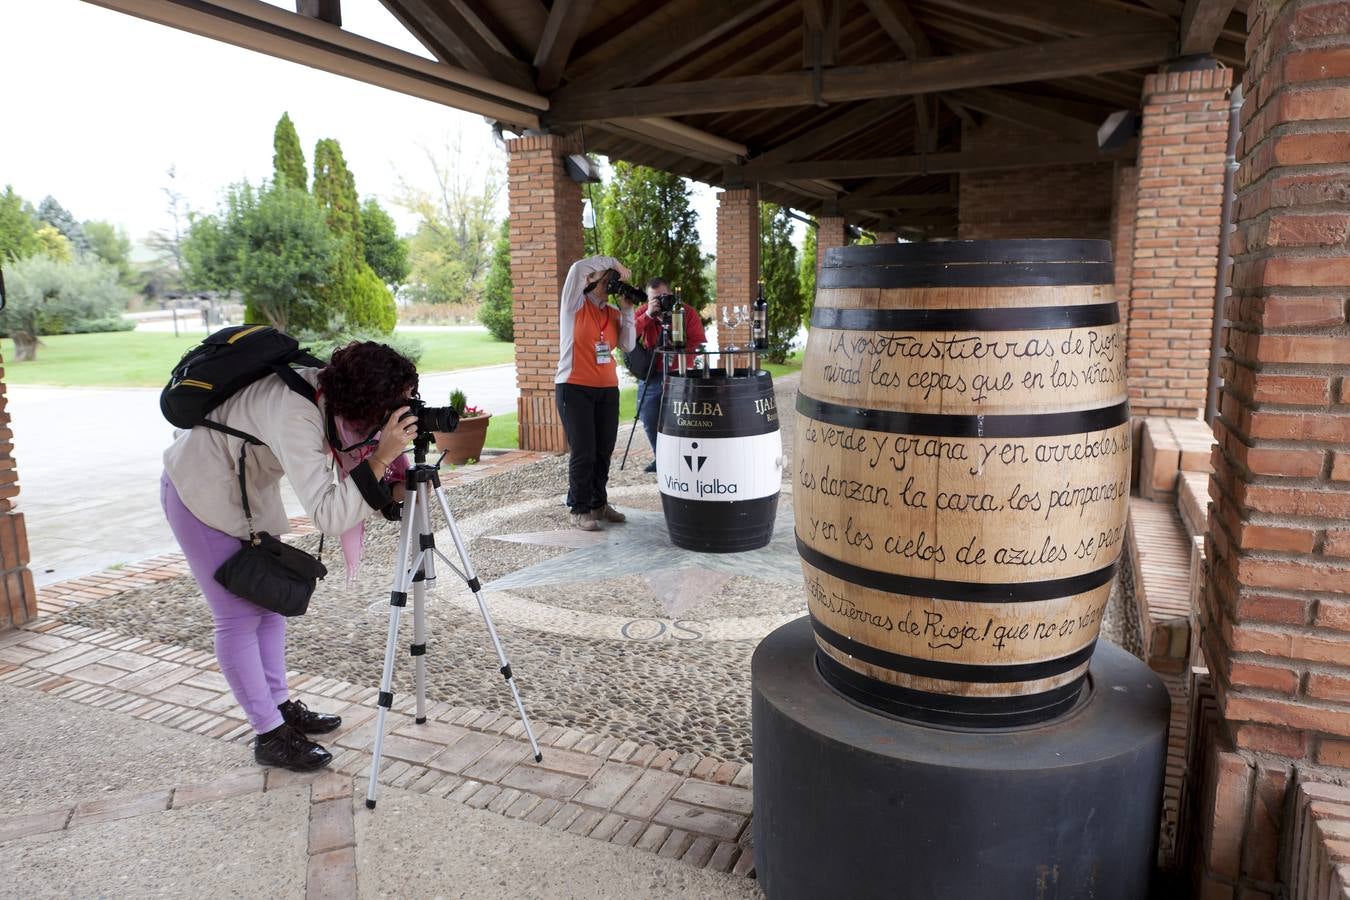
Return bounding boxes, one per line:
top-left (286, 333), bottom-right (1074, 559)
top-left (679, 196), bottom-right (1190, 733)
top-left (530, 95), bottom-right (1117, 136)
top-left (161, 324), bottom-right (325, 445)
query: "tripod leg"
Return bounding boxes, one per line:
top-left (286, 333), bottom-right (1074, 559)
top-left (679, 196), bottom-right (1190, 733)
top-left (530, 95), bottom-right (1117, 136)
top-left (365, 487), bottom-right (420, 810)
top-left (411, 483), bottom-right (434, 725)
top-left (430, 485), bottom-right (544, 762)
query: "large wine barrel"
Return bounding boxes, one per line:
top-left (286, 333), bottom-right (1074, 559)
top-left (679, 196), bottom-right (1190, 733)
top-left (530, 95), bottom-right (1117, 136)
top-left (658, 371), bottom-right (783, 552)
top-left (795, 240), bottom-right (1129, 727)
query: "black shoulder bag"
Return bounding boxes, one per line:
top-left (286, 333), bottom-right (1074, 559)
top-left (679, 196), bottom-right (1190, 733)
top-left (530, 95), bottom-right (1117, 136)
top-left (214, 441), bottom-right (327, 616)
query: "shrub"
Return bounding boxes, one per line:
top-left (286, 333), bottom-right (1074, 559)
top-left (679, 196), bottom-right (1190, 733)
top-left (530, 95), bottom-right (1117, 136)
top-left (292, 327), bottom-right (423, 366)
top-left (0, 255), bottom-right (130, 360)
top-left (478, 219), bottom-right (514, 341)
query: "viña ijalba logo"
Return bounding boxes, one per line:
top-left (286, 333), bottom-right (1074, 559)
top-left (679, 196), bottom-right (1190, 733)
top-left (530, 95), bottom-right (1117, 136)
top-left (665, 441), bottom-right (739, 498)
top-left (683, 441), bottom-right (708, 473)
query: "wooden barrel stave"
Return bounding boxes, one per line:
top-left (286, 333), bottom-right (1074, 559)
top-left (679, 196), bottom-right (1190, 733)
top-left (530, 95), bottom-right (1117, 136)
top-left (796, 239), bottom-right (1129, 727)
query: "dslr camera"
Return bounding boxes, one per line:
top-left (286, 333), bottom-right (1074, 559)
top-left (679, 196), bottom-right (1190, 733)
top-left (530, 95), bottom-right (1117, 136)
top-left (603, 270), bottom-right (647, 306)
top-left (405, 395), bottom-right (459, 436)
top-left (652, 292), bottom-right (678, 315)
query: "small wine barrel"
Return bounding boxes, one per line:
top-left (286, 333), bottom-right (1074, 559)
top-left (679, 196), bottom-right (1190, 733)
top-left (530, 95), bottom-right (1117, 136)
top-left (657, 371), bottom-right (783, 552)
top-left (795, 239), bottom-right (1129, 727)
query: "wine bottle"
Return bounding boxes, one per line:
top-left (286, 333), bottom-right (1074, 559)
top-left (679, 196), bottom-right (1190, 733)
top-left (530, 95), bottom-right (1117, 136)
top-left (670, 293), bottom-right (686, 348)
top-left (751, 281), bottom-right (768, 351)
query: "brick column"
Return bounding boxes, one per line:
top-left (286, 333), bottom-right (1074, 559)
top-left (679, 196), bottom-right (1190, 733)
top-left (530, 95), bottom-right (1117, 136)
top-left (0, 352), bottom-right (34, 631)
top-left (1126, 67), bottom-right (1234, 419)
top-left (1188, 3), bottom-right (1350, 895)
top-left (815, 215), bottom-right (847, 281)
top-left (874, 230), bottom-right (897, 244)
top-left (505, 133), bottom-right (583, 452)
top-left (1112, 164), bottom-right (1139, 327)
top-left (715, 187), bottom-right (759, 348)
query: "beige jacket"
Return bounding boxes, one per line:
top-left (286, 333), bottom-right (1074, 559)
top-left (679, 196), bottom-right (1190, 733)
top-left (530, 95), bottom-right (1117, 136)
top-left (163, 368), bottom-right (386, 540)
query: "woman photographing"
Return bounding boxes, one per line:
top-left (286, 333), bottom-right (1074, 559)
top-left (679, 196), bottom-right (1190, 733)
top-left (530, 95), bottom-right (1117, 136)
top-left (555, 256), bottom-right (637, 531)
top-left (162, 341), bottom-right (418, 771)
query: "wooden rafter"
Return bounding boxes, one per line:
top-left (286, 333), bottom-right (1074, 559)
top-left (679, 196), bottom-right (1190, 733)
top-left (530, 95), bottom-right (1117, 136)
top-left (563, 0), bottom-right (783, 94)
top-left (731, 141), bottom-right (1134, 181)
top-left (295, 0), bottom-right (339, 26)
top-left (836, 192), bottom-right (957, 211)
top-left (1179, 0), bottom-right (1240, 55)
top-left (550, 33), bottom-right (1177, 122)
top-left (534, 0), bottom-right (596, 91)
top-left (921, 0), bottom-right (1173, 38)
top-left (950, 88), bottom-right (1099, 140)
top-left (380, 0), bottom-right (534, 91)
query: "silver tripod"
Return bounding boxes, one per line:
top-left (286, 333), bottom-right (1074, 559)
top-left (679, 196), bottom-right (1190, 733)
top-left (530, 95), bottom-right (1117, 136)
top-left (365, 436), bottom-right (542, 809)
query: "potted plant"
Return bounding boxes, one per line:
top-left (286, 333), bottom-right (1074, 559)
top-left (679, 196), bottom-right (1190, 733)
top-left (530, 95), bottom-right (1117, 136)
top-left (433, 389), bottom-right (491, 465)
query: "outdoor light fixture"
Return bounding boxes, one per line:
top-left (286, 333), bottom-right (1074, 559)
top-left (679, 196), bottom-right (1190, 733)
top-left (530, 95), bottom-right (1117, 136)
top-left (1098, 110), bottom-right (1139, 151)
top-left (565, 153), bottom-right (602, 183)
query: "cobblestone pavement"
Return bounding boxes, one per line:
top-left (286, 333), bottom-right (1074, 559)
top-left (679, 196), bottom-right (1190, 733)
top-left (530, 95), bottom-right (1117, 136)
top-left (5, 369), bottom-right (1146, 894)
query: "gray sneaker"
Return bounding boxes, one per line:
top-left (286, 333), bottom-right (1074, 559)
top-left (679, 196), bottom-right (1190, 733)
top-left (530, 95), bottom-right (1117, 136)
top-left (569, 511), bottom-right (601, 532)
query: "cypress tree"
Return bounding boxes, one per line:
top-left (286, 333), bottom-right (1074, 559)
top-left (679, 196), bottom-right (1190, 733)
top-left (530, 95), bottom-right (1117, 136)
top-left (759, 203), bottom-right (804, 363)
top-left (312, 138), bottom-right (362, 257)
top-left (272, 113), bottom-right (308, 191)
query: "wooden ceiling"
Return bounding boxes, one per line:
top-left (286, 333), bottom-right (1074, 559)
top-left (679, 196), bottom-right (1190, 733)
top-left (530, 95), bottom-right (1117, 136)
top-left (88, 0), bottom-right (1249, 236)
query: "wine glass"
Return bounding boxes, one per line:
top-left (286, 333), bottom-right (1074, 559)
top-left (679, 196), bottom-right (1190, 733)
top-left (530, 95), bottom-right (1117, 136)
top-left (720, 305), bottom-right (745, 372)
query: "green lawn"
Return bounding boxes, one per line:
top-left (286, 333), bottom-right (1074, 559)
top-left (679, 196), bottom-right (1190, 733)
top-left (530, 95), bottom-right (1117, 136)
top-left (1, 328), bottom-right (515, 388)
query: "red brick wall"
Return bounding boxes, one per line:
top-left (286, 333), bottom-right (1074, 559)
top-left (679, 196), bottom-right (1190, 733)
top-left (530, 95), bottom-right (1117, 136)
top-left (0, 350), bottom-right (34, 631)
top-left (1112, 164), bottom-right (1139, 326)
top-left (957, 120), bottom-right (1114, 240)
top-left (1126, 68), bottom-right (1235, 420)
top-left (506, 133), bottom-right (583, 452)
top-left (815, 215), bottom-right (846, 280)
top-left (716, 188), bottom-right (759, 348)
top-left (1189, 2), bottom-right (1350, 895)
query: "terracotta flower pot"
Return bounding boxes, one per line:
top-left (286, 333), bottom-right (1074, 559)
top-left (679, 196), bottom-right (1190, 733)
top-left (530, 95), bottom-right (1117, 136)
top-left (432, 414), bottom-right (491, 465)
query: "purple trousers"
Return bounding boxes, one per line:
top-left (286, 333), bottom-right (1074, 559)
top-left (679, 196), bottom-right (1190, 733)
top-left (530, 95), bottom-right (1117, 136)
top-left (161, 472), bottom-right (287, 734)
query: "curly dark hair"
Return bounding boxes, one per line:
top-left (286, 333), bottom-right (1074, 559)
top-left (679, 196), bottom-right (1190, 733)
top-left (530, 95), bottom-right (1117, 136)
top-left (318, 341), bottom-right (418, 431)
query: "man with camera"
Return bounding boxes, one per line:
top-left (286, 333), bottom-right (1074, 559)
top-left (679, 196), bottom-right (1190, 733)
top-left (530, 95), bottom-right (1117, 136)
top-left (633, 277), bottom-right (706, 473)
top-left (555, 256), bottom-right (638, 531)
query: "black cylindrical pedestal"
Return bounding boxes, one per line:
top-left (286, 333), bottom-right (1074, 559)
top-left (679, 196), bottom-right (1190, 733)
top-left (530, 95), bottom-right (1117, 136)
top-left (752, 617), bottom-right (1169, 900)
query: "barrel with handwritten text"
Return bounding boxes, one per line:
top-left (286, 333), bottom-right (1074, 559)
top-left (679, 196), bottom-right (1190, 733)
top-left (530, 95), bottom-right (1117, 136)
top-left (795, 239), bottom-right (1129, 726)
top-left (658, 371), bottom-right (783, 552)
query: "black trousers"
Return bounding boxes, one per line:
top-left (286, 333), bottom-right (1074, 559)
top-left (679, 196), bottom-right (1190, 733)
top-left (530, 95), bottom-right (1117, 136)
top-left (556, 383), bottom-right (620, 514)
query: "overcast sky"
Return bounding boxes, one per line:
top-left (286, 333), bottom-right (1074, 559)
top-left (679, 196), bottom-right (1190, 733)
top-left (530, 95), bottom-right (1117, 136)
top-left (0, 0), bottom-right (722, 257)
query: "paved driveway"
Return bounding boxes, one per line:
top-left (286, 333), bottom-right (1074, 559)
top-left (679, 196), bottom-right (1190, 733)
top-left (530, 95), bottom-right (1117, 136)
top-left (10, 364), bottom-right (520, 587)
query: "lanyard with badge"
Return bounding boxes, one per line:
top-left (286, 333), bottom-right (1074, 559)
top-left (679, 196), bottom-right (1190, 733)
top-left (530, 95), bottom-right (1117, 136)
top-left (588, 299), bottom-right (613, 366)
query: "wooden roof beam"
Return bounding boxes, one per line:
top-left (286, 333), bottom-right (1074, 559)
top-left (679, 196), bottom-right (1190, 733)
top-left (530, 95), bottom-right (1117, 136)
top-left (950, 88), bottom-right (1100, 140)
top-left (548, 32), bottom-right (1177, 122)
top-left (1179, 0), bottom-right (1240, 55)
top-left (859, 0), bottom-right (942, 152)
top-left (534, 0), bottom-right (596, 91)
top-left (730, 141), bottom-right (1135, 181)
top-left (379, 0), bottom-right (534, 91)
top-left (837, 192), bottom-right (956, 211)
top-left (295, 0), bottom-right (339, 26)
top-left (921, 0), bottom-right (1173, 38)
top-left (562, 0), bottom-right (783, 94)
top-left (87, 0), bottom-right (545, 125)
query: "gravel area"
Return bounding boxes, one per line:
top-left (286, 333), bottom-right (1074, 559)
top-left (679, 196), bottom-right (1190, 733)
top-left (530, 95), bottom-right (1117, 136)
top-left (59, 370), bottom-right (1144, 761)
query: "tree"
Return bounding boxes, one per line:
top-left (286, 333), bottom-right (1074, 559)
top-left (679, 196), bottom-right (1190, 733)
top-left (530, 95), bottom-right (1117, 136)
top-left (146, 166), bottom-right (189, 290)
top-left (599, 162), bottom-right (710, 311)
top-left (273, 113), bottom-right (308, 192)
top-left (35, 225), bottom-right (71, 262)
top-left (360, 197), bottom-right (409, 286)
top-left (759, 203), bottom-right (804, 363)
top-left (799, 223), bottom-right (817, 324)
top-left (398, 140), bottom-right (502, 305)
top-left (0, 255), bottom-right (129, 360)
top-left (84, 221), bottom-right (134, 287)
top-left (479, 219), bottom-right (513, 341)
top-left (37, 197), bottom-right (90, 257)
top-left (183, 181), bottom-right (338, 332)
top-left (313, 138), bottom-right (362, 257)
top-left (0, 186), bottom-right (42, 262)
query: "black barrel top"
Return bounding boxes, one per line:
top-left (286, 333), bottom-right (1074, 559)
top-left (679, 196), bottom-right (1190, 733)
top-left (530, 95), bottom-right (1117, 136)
top-left (819, 239), bottom-right (1114, 289)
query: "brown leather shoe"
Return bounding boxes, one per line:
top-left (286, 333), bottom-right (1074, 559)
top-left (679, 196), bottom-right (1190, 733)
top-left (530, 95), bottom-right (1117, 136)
top-left (597, 504), bottom-right (626, 523)
top-left (570, 511), bottom-right (601, 531)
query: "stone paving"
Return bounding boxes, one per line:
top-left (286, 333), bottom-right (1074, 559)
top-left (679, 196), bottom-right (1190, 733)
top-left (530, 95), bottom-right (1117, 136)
top-left (2, 370), bottom-right (1148, 895)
